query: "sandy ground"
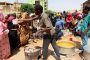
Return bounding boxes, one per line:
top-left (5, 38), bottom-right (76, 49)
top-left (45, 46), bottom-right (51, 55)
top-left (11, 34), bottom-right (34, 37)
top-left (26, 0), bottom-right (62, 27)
top-left (9, 29), bottom-right (90, 60)
top-left (9, 40), bottom-right (82, 60)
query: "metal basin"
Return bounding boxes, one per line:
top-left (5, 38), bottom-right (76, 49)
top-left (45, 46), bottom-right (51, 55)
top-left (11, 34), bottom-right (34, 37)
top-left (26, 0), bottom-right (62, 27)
top-left (57, 40), bottom-right (76, 55)
top-left (24, 46), bottom-right (41, 60)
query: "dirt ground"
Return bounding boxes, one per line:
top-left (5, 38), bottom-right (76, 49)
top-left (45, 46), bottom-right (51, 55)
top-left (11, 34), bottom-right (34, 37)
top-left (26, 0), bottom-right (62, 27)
top-left (9, 30), bottom-right (90, 60)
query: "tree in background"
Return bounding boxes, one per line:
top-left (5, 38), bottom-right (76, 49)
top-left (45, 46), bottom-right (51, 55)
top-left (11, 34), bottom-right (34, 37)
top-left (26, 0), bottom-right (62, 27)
top-left (20, 3), bottom-right (34, 13)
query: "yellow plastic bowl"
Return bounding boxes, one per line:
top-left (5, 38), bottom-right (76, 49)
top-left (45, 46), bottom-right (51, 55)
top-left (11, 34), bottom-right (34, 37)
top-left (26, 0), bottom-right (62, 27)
top-left (56, 40), bottom-right (76, 48)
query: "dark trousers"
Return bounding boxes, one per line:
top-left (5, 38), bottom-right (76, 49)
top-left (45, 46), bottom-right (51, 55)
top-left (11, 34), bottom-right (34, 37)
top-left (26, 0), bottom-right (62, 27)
top-left (42, 34), bottom-right (60, 60)
top-left (8, 30), bottom-right (20, 51)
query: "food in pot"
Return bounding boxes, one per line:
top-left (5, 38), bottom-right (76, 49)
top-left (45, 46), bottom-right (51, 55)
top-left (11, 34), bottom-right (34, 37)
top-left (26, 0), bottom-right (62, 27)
top-left (57, 41), bottom-right (76, 48)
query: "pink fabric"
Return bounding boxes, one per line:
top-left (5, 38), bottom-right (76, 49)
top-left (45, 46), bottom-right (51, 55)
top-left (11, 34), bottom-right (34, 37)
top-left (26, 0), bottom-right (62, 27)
top-left (76, 12), bottom-right (80, 16)
top-left (0, 13), bottom-right (7, 34)
top-left (76, 14), bottom-right (82, 18)
top-left (8, 16), bottom-right (14, 22)
top-left (0, 13), bottom-right (4, 22)
top-left (0, 21), bottom-right (10, 60)
top-left (0, 22), bottom-right (7, 35)
top-left (0, 33), bottom-right (10, 60)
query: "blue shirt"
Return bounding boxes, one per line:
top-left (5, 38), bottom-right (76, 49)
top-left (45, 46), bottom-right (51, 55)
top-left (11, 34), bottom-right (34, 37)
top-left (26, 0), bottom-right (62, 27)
top-left (55, 18), bottom-right (65, 31)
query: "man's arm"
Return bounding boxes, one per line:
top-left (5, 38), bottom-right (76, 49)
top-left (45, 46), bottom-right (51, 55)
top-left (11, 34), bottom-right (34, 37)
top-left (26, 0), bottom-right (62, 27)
top-left (39, 27), bottom-right (51, 33)
top-left (18, 15), bottom-right (39, 21)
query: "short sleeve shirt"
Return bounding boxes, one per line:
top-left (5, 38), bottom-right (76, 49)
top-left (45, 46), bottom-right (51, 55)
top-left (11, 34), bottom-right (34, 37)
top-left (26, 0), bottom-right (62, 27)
top-left (39, 13), bottom-right (53, 28)
top-left (39, 13), bottom-right (54, 34)
top-left (81, 13), bottom-right (90, 33)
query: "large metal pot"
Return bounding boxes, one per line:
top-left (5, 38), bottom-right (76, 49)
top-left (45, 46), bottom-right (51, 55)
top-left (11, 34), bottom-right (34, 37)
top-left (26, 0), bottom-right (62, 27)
top-left (57, 40), bottom-right (76, 55)
top-left (24, 46), bottom-right (41, 60)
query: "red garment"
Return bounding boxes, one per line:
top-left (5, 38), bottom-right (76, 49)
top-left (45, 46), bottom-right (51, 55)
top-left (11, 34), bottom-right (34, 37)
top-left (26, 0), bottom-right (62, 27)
top-left (66, 14), bottom-right (74, 22)
top-left (7, 16), bottom-right (15, 22)
top-left (76, 14), bottom-right (82, 18)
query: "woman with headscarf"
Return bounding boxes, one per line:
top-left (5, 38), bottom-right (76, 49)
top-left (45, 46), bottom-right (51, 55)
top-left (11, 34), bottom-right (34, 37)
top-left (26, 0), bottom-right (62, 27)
top-left (7, 14), bottom-right (20, 51)
top-left (18, 12), bottom-right (30, 45)
top-left (0, 13), bottom-right (10, 60)
top-left (65, 13), bottom-right (74, 29)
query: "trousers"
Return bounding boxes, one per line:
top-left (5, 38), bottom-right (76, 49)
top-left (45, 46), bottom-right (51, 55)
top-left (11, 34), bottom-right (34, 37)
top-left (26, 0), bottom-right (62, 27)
top-left (81, 33), bottom-right (90, 47)
top-left (42, 34), bottom-right (60, 60)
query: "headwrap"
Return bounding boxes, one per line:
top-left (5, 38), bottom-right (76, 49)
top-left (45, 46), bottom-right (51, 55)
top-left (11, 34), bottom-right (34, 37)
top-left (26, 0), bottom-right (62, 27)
top-left (66, 13), bottom-right (74, 22)
top-left (76, 14), bottom-right (82, 18)
top-left (8, 15), bottom-right (15, 22)
top-left (67, 13), bottom-right (72, 17)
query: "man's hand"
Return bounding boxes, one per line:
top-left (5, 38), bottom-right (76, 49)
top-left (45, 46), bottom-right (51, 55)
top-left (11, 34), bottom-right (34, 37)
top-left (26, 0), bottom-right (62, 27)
top-left (39, 28), bottom-right (51, 33)
top-left (88, 25), bottom-right (90, 30)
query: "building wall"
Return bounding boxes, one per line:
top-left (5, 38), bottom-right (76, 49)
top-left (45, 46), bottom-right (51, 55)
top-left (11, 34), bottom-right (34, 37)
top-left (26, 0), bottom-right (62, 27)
top-left (0, 3), bottom-right (22, 14)
top-left (28, 0), bottom-right (48, 12)
top-left (43, 0), bottom-right (48, 12)
top-left (0, 4), bottom-right (11, 12)
top-left (28, 0), bottom-right (35, 4)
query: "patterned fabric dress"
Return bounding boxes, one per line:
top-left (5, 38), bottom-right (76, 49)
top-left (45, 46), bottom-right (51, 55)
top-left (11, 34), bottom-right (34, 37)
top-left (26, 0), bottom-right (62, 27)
top-left (18, 13), bottom-right (30, 45)
top-left (0, 21), bottom-right (10, 60)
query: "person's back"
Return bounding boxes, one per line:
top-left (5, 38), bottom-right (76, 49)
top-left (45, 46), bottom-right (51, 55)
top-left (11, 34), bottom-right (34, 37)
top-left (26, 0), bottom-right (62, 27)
top-left (55, 17), bottom-right (64, 40)
top-left (55, 18), bottom-right (64, 31)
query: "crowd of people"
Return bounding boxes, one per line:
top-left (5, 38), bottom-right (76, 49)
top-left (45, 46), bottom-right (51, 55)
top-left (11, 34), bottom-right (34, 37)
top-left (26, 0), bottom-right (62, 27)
top-left (0, 13), bottom-right (20, 60)
top-left (0, 12), bottom-right (34, 60)
top-left (0, 4), bottom-right (90, 60)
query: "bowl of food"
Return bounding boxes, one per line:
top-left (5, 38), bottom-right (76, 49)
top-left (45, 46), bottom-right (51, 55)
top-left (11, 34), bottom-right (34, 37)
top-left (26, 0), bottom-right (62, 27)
top-left (56, 40), bottom-right (76, 55)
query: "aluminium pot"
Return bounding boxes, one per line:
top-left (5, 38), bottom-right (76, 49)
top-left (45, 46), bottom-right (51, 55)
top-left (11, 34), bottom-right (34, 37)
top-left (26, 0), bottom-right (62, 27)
top-left (24, 46), bottom-right (41, 60)
top-left (59, 46), bottom-right (75, 55)
top-left (57, 40), bottom-right (76, 55)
